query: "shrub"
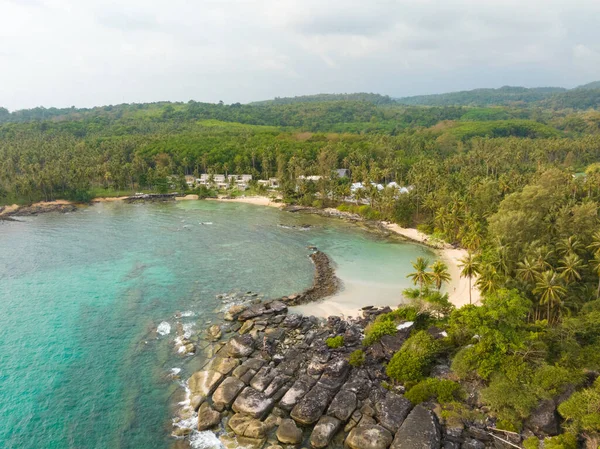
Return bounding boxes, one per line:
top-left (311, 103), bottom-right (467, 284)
top-left (386, 331), bottom-right (441, 383)
top-left (405, 378), bottom-right (464, 404)
top-left (326, 336), bottom-right (344, 349)
top-left (557, 378), bottom-right (600, 448)
top-left (363, 320), bottom-right (397, 346)
top-left (348, 349), bottom-right (365, 367)
top-left (357, 205), bottom-right (380, 220)
top-left (523, 436), bottom-right (540, 449)
top-left (532, 365), bottom-right (584, 399)
top-left (543, 433), bottom-right (578, 449)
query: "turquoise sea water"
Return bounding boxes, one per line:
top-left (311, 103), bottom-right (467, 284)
top-left (0, 201), bottom-right (431, 449)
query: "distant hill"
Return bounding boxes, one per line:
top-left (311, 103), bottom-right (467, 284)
top-left (250, 93), bottom-right (394, 106)
top-left (395, 82), bottom-right (600, 109)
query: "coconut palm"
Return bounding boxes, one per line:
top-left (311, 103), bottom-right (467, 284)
top-left (516, 257), bottom-right (539, 285)
top-left (589, 254), bottom-right (600, 299)
top-left (430, 260), bottom-right (451, 291)
top-left (558, 253), bottom-right (586, 284)
top-left (476, 266), bottom-right (501, 296)
top-left (533, 270), bottom-right (567, 324)
top-left (557, 236), bottom-right (584, 257)
top-left (587, 230), bottom-right (600, 257)
top-left (407, 257), bottom-right (433, 298)
top-left (458, 252), bottom-right (480, 305)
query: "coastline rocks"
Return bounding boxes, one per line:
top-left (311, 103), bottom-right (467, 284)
top-left (390, 405), bottom-right (441, 449)
top-left (283, 251), bottom-right (340, 306)
top-left (210, 357), bottom-right (240, 376)
top-left (310, 416), bottom-right (342, 448)
top-left (188, 370), bottom-right (223, 408)
top-left (346, 424), bottom-right (393, 449)
top-left (291, 384), bottom-right (336, 425)
top-left (525, 399), bottom-right (559, 436)
top-left (327, 390), bottom-right (357, 421)
top-left (232, 387), bottom-right (276, 419)
top-left (276, 418), bottom-right (304, 445)
top-left (197, 402), bottom-right (221, 431)
top-left (227, 334), bottom-right (255, 358)
top-left (375, 392), bottom-right (413, 433)
top-left (212, 377), bottom-right (245, 411)
top-left (207, 324), bottom-right (222, 341)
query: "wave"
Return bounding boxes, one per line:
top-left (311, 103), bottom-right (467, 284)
top-left (189, 431), bottom-right (223, 449)
top-left (157, 321), bottom-right (171, 336)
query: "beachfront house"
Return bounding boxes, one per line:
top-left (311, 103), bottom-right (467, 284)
top-left (185, 175), bottom-right (195, 187)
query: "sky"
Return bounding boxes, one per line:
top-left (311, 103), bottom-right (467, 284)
top-left (1, 0), bottom-right (600, 110)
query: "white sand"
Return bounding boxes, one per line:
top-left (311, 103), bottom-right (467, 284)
top-left (91, 196), bottom-right (130, 203)
top-left (175, 194), bottom-right (199, 201)
top-left (208, 195), bottom-right (284, 208)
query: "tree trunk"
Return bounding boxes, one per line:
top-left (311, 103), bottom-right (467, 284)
top-left (469, 276), bottom-right (472, 305)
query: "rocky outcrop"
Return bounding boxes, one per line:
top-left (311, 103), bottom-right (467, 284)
top-left (390, 405), bottom-right (441, 449)
top-left (311, 416), bottom-right (342, 448)
top-left (1, 202), bottom-right (78, 217)
top-left (124, 193), bottom-right (177, 203)
top-left (525, 399), bottom-right (559, 436)
top-left (282, 251), bottom-right (340, 306)
top-left (197, 402), bottom-right (221, 431)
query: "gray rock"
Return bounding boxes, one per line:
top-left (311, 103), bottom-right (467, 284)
top-left (461, 439), bottom-right (485, 449)
top-left (227, 334), bottom-right (255, 358)
top-left (210, 357), bottom-right (240, 375)
top-left (310, 416), bottom-right (342, 448)
top-left (250, 366), bottom-right (277, 392)
top-left (346, 424), bottom-right (393, 449)
top-left (375, 392), bottom-right (413, 433)
top-left (317, 358), bottom-right (351, 391)
top-left (327, 390), bottom-right (357, 421)
top-left (268, 300), bottom-right (288, 313)
top-left (197, 402), bottom-right (221, 431)
top-left (276, 418), bottom-right (303, 445)
top-left (264, 374), bottom-right (292, 398)
top-left (212, 377), bottom-right (246, 411)
top-left (232, 387), bottom-right (275, 419)
top-left (291, 384), bottom-right (336, 425)
top-left (525, 399), bottom-right (559, 436)
top-left (390, 405), bottom-right (441, 449)
top-left (238, 304), bottom-right (267, 321)
top-left (279, 377), bottom-right (314, 411)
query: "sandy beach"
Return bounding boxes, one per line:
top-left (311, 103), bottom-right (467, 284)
top-left (207, 195), bottom-right (284, 208)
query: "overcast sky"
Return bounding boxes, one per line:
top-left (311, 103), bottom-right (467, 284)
top-left (1, 0), bottom-right (599, 110)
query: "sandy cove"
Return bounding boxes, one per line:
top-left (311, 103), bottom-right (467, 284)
top-left (206, 195), bottom-right (284, 208)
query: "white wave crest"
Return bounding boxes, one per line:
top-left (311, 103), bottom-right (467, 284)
top-left (180, 311), bottom-right (195, 317)
top-left (157, 321), bottom-right (171, 336)
top-left (189, 431), bottom-right (223, 449)
top-left (170, 367), bottom-right (181, 376)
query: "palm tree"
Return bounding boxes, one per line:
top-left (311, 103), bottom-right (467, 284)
top-left (407, 257), bottom-right (433, 298)
top-left (516, 256), bottom-right (539, 285)
top-left (476, 266), bottom-right (501, 296)
top-left (533, 270), bottom-right (567, 324)
top-left (587, 230), bottom-right (600, 257)
top-left (557, 253), bottom-right (586, 284)
top-left (557, 236), bottom-right (583, 257)
top-left (459, 252), bottom-right (480, 305)
top-left (431, 260), bottom-right (451, 291)
top-left (589, 254), bottom-right (600, 299)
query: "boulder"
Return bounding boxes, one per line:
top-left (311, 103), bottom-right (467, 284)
top-left (188, 370), bottom-right (223, 407)
top-left (197, 402), bottom-right (221, 431)
top-left (375, 392), bottom-right (413, 433)
top-left (346, 424), bottom-right (393, 449)
top-left (264, 374), bottom-right (292, 398)
top-left (207, 324), bottom-right (222, 341)
top-left (212, 377), bottom-right (246, 411)
top-left (279, 377), bottom-right (314, 411)
top-left (232, 387), bottom-right (275, 419)
top-left (317, 358), bottom-right (351, 391)
top-left (276, 418), bottom-right (303, 445)
top-left (250, 366), bottom-right (277, 392)
top-left (310, 416), bottom-right (342, 448)
top-left (390, 405), bottom-right (441, 449)
top-left (228, 414), bottom-right (268, 439)
top-left (211, 357), bottom-right (240, 375)
top-left (268, 300), bottom-right (288, 313)
top-left (461, 439), bottom-right (485, 449)
top-left (224, 304), bottom-right (247, 321)
top-left (227, 334), bottom-right (255, 358)
top-left (238, 304), bottom-right (266, 321)
top-left (291, 384), bottom-right (335, 425)
top-left (327, 390), bottom-right (357, 421)
top-left (239, 319), bottom-right (255, 335)
top-left (525, 399), bottom-right (559, 436)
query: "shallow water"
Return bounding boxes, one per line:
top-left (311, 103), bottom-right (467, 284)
top-left (0, 201), bottom-right (431, 449)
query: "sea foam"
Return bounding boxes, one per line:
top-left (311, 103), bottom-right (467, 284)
top-left (157, 321), bottom-right (171, 335)
top-left (189, 431), bottom-right (223, 449)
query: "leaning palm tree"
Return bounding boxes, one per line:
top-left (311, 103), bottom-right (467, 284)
top-left (533, 270), bottom-right (567, 324)
top-left (407, 257), bottom-right (433, 298)
top-left (458, 252), bottom-right (480, 305)
top-left (557, 253), bottom-right (586, 284)
top-left (431, 260), bottom-right (451, 291)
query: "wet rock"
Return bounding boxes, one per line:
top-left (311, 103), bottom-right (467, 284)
top-left (224, 304), bottom-right (247, 321)
top-left (212, 377), bottom-right (246, 411)
top-left (232, 387), bottom-right (275, 419)
top-left (525, 399), bottom-right (559, 436)
top-left (279, 376), bottom-right (315, 411)
top-left (276, 418), bottom-right (303, 445)
top-left (239, 320), bottom-right (255, 335)
top-left (188, 370), bottom-right (223, 408)
top-left (228, 413), bottom-right (268, 439)
top-left (390, 405), bottom-right (441, 449)
top-left (346, 423), bottom-right (393, 449)
top-left (327, 390), bottom-right (357, 421)
top-left (207, 324), bottom-right (222, 341)
top-left (197, 402), bottom-right (221, 431)
top-left (291, 384), bottom-right (335, 425)
top-left (310, 416), bottom-right (342, 448)
top-left (238, 304), bottom-right (267, 321)
top-left (375, 391), bottom-right (413, 433)
top-left (227, 334), bottom-right (255, 358)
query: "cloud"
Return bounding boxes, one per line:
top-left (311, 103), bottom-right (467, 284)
top-left (0, 0), bottom-right (598, 110)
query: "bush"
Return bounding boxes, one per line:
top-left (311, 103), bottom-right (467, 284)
top-left (557, 378), bottom-right (600, 448)
top-left (386, 331), bottom-right (441, 383)
top-left (363, 320), bottom-right (397, 346)
top-left (543, 433), bottom-right (578, 449)
top-left (405, 378), bottom-right (464, 404)
top-left (326, 336), bottom-right (344, 349)
top-left (523, 436), bottom-right (540, 449)
top-left (348, 349), bottom-right (366, 367)
top-left (357, 205), bottom-right (380, 220)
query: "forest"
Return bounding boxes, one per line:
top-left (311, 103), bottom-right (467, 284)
top-left (2, 93), bottom-right (600, 448)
